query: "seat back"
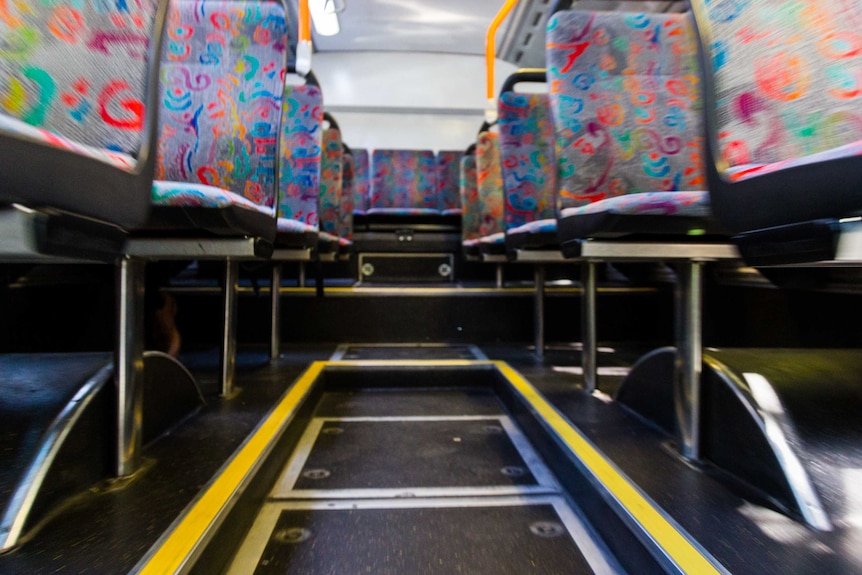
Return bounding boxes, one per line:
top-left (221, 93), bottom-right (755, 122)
top-left (436, 151), bottom-right (463, 214)
top-left (689, 0), bottom-right (862, 230)
top-left (475, 131), bottom-right (505, 238)
top-left (497, 70), bottom-right (557, 230)
top-left (278, 79), bottom-right (323, 229)
top-left (370, 149), bottom-right (438, 211)
top-left (547, 11), bottom-right (705, 208)
top-left (0, 0), bottom-right (168, 226)
top-left (459, 151), bottom-right (480, 244)
top-left (319, 127), bottom-right (343, 235)
top-left (155, 0), bottom-right (287, 215)
top-left (339, 148), bottom-right (355, 241)
top-left (352, 147), bottom-right (370, 214)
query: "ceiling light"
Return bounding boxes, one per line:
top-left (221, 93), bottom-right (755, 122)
top-left (310, 0), bottom-right (340, 36)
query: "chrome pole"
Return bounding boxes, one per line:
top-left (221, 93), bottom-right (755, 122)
top-left (675, 260), bottom-right (703, 461)
top-left (115, 256), bottom-right (145, 477)
top-left (581, 261), bottom-right (598, 394)
top-left (270, 264), bottom-right (281, 360)
top-left (534, 265), bottom-right (546, 358)
top-left (221, 258), bottom-right (239, 397)
top-left (496, 263), bottom-right (504, 288)
top-left (298, 261), bottom-right (306, 288)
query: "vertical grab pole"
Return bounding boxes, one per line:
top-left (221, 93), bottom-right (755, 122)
top-left (296, 0), bottom-right (313, 75)
top-left (486, 0), bottom-right (521, 121)
top-left (534, 264), bottom-right (546, 358)
top-left (674, 260), bottom-right (703, 462)
top-left (221, 258), bottom-right (239, 397)
top-left (115, 256), bottom-right (145, 477)
top-left (270, 263), bottom-right (281, 360)
top-left (581, 260), bottom-right (598, 394)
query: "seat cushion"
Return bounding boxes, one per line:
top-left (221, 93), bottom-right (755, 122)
top-left (152, 182), bottom-right (273, 214)
top-left (506, 219), bottom-right (558, 252)
top-left (0, 114), bottom-right (135, 170)
top-left (366, 207), bottom-right (442, 216)
top-left (277, 218), bottom-right (318, 234)
top-left (558, 191), bottom-right (715, 239)
top-left (727, 139), bottom-right (862, 182)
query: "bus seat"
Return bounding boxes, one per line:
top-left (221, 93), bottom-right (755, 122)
top-left (0, 0), bottom-right (168, 258)
top-left (368, 149), bottom-right (440, 217)
top-left (548, 10), bottom-right (716, 254)
top-left (275, 73), bottom-right (323, 251)
top-left (436, 151), bottom-right (464, 216)
top-left (338, 145), bottom-right (355, 253)
top-left (689, 0), bottom-right (862, 266)
top-left (352, 148), bottom-right (371, 218)
top-left (146, 0), bottom-right (285, 243)
top-left (475, 131), bottom-right (506, 256)
top-left (318, 122), bottom-right (344, 255)
top-left (497, 70), bottom-right (558, 253)
top-left (459, 148), bottom-right (481, 257)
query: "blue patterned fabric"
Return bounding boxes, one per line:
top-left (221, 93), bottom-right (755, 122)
top-left (154, 0), bottom-right (287, 214)
top-left (319, 127), bottom-right (343, 235)
top-left (508, 219), bottom-right (557, 235)
top-left (498, 91), bottom-right (557, 230)
top-left (560, 191), bottom-right (710, 218)
top-left (436, 150), bottom-right (463, 214)
top-left (371, 149), bottom-right (439, 211)
top-left (278, 83), bottom-right (323, 231)
top-left (338, 152), bottom-right (354, 240)
top-left (352, 147), bottom-right (370, 215)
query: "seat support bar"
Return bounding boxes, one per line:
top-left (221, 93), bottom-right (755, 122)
top-left (115, 257), bottom-right (145, 477)
top-left (581, 261), bottom-right (598, 394)
top-left (220, 260), bottom-right (239, 397)
top-left (675, 261), bottom-right (703, 461)
top-left (534, 265), bottom-right (545, 358)
top-left (270, 264), bottom-right (281, 360)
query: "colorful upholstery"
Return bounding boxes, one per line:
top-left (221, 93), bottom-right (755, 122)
top-left (548, 10), bottom-right (714, 242)
top-left (277, 218), bottom-right (317, 234)
top-left (459, 154), bottom-right (481, 248)
top-left (154, 0), bottom-right (287, 218)
top-left (339, 152), bottom-right (355, 241)
top-left (436, 151), bottom-right (463, 215)
top-left (689, 0), bottom-right (862, 233)
top-left (319, 128), bottom-right (343, 236)
top-left (547, 11), bottom-right (706, 207)
top-left (508, 219), bottom-right (558, 236)
top-left (352, 148), bottom-right (370, 215)
top-left (475, 132), bottom-right (506, 248)
top-left (370, 149), bottom-right (438, 212)
top-left (277, 83), bottom-right (323, 232)
top-left (0, 0), bottom-right (160, 159)
top-left (498, 92), bottom-right (557, 230)
top-left (0, 0), bottom-right (166, 228)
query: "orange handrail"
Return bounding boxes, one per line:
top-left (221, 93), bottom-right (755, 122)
top-left (299, 0), bottom-right (311, 43)
top-left (297, 0), bottom-right (312, 74)
top-left (486, 0), bottom-right (521, 103)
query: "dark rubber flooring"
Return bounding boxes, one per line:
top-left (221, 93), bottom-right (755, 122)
top-left (252, 504), bottom-right (593, 575)
top-left (291, 419), bottom-right (536, 490)
top-left (338, 345), bottom-right (480, 360)
top-left (315, 389), bottom-right (504, 418)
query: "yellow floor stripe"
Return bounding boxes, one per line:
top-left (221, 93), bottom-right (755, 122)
top-left (137, 361), bottom-right (325, 575)
top-left (494, 361), bottom-right (724, 575)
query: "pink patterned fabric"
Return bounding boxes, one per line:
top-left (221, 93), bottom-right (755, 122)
top-left (436, 150), bottom-right (463, 213)
top-left (560, 191), bottom-right (709, 217)
top-left (370, 149), bottom-right (438, 211)
top-left (475, 132), bottom-right (505, 239)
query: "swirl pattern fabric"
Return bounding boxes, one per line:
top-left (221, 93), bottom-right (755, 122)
top-left (547, 11), bottom-right (706, 208)
top-left (0, 0), bottom-right (160, 163)
top-left (352, 147), bottom-right (370, 214)
top-left (371, 149), bottom-right (438, 211)
top-left (278, 83), bottom-right (322, 230)
top-left (319, 127), bottom-right (343, 235)
top-left (691, 0), bottom-right (862, 177)
top-left (475, 132), bottom-right (505, 239)
top-left (498, 91), bottom-right (557, 229)
top-left (155, 0), bottom-right (287, 214)
top-left (459, 155), bottom-right (480, 244)
top-left (436, 150), bottom-right (463, 214)
top-left (339, 152), bottom-right (355, 241)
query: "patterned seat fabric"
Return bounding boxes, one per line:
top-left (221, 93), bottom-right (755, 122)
top-left (352, 148), bottom-right (370, 215)
top-left (547, 11), bottom-right (708, 238)
top-left (319, 128), bottom-right (343, 237)
top-left (153, 0), bottom-right (287, 218)
top-left (459, 154), bottom-right (480, 250)
top-left (369, 149), bottom-right (439, 214)
top-left (475, 132), bottom-right (506, 252)
top-left (0, 0), bottom-right (165, 226)
top-left (277, 83), bottom-right (323, 236)
top-left (436, 151), bottom-right (464, 216)
top-left (498, 91), bottom-right (558, 233)
top-left (688, 0), bottom-right (862, 232)
top-left (338, 152), bottom-right (355, 242)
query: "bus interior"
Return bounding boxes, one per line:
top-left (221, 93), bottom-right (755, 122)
top-left (1, 0), bottom-right (862, 573)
